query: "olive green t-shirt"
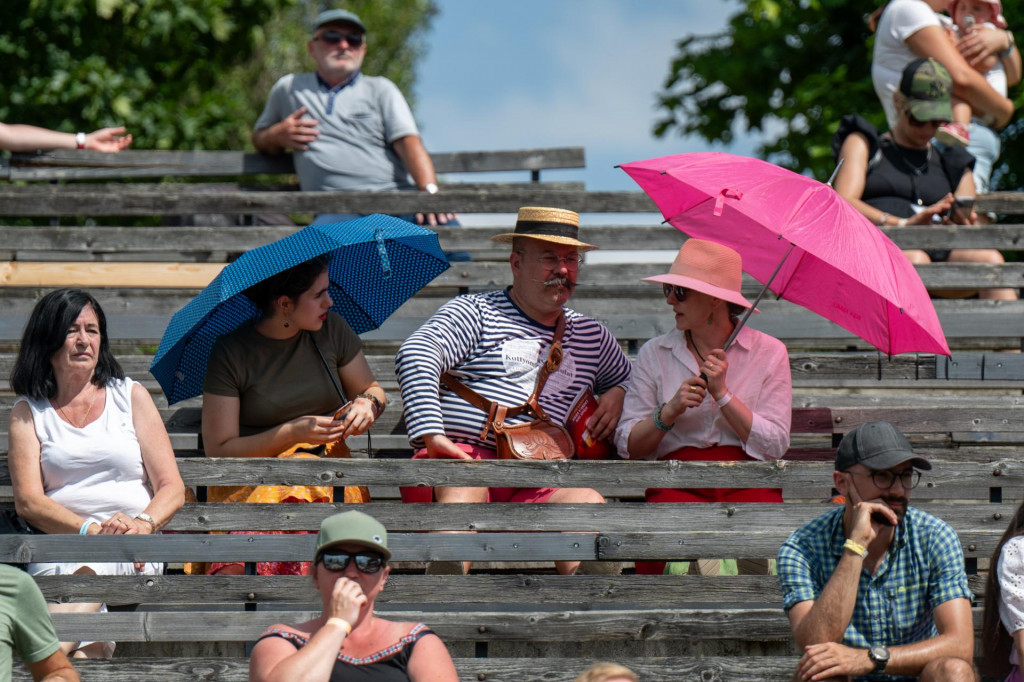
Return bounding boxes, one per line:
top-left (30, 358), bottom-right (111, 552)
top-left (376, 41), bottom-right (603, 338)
top-left (203, 312), bottom-right (362, 435)
top-left (0, 564), bottom-right (61, 680)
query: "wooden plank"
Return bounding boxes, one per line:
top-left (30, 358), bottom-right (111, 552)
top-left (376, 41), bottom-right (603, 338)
top-left (97, 501), bottom-right (1024, 532)
top-left (0, 455), bottom-right (1019, 491)
top-left (7, 147), bottom-right (585, 178)
top-left (0, 533), bottom-right (600, 563)
top-left (43, 607), bottom-right (796, 642)
top-left (0, 262), bottom-right (225, 288)
top-left (1, 260), bottom-right (1021, 291)
top-left (0, 524), bottom-right (1006, 562)
top-left (976, 192), bottom-right (1024, 214)
top-left (2, 293), bottom-right (1024, 347)
top-left (0, 186), bottom-right (659, 216)
top-left (5, 224), bottom-right (1024, 262)
top-left (15, 656), bottom-right (803, 682)
top-left (31, 573), bottom-right (990, 606)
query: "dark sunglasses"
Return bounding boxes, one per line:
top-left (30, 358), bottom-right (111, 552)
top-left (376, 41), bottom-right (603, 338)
top-left (662, 283), bottom-right (690, 301)
top-left (317, 30), bottom-right (364, 48)
top-left (905, 111), bottom-right (946, 128)
top-left (319, 550), bottom-right (384, 574)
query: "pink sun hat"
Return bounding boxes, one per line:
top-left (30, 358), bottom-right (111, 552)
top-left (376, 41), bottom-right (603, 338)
top-left (948, 0), bottom-right (1007, 29)
top-left (643, 238), bottom-right (755, 310)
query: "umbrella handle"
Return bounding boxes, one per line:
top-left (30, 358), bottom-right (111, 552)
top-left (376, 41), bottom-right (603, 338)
top-left (307, 330), bottom-right (374, 459)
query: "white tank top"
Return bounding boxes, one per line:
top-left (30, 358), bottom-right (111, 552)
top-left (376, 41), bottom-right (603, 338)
top-left (16, 377), bottom-right (152, 523)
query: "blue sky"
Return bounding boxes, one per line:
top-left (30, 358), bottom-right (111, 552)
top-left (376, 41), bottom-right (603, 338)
top-left (412, 0), bottom-right (754, 193)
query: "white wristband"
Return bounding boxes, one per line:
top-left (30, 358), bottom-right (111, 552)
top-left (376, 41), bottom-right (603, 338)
top-left (75, 132), bottom-right (86, 149)
top-left (325, 617), bottom-right (352, 635)
top-left (424, 182), bottom-right (439, 194)
top-left (715, 391), bottom-right (734, 408)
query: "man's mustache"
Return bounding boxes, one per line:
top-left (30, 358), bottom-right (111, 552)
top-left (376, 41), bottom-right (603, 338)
top-left (542, 275), bottom-right (574, 288)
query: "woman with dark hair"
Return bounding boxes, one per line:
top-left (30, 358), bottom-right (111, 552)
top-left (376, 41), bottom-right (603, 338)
top-left (8, 289), bottom-right (185, 658)
top-left (614, 240), bottom-right (791, 576)
top-left (201, 256), bottom-right (386, 577)
top-left (982, 501), bottom-right (1024, 681)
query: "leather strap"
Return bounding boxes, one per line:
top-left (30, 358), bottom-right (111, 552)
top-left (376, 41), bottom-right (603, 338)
top-left (441, 313), bottom-right (567, 428)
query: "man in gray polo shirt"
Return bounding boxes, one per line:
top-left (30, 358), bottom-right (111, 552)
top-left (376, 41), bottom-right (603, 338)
top-left (252, 8), bottom-right (456, 230)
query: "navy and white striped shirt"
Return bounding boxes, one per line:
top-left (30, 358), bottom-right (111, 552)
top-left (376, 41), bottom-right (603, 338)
top-left (396, 289), bottom-right (631, 449)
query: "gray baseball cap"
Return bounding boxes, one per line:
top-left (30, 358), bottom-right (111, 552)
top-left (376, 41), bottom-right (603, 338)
top-left (835, 421), bottom-right (932, 472)
top-left (313, 9), bottom-right (366, 33)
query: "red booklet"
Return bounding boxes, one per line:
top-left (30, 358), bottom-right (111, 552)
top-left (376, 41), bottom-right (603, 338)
top-left (565, 386), bottom-right (615, 460)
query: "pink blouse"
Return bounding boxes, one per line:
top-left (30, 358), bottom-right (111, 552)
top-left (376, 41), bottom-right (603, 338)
top-left (614, 326), bottom-right (791, 461)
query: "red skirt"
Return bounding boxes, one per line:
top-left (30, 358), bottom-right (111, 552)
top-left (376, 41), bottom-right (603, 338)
top-left (637, 444), bottom-right (782, 575)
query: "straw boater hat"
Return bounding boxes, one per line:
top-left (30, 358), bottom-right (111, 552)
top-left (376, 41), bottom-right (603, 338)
top-left (491, 207), bottom-right (598, 252)
top-left (643, 239), bottom-right (754, 309)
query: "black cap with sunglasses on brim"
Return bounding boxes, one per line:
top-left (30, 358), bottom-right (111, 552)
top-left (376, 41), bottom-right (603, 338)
top-left (835, 421), bottom-right (932, 473)
top-left (898, 57), bottom-right (954, 123)
top-left (314, 510), bottom-right (391, 563)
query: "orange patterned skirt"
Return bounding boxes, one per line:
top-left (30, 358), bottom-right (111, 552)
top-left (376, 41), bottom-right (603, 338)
top-left (186, 441), bottom-right (369, 576)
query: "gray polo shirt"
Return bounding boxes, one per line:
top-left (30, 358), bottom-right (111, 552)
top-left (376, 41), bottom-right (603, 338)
top-left (254, 72), bottom-right (419, 192)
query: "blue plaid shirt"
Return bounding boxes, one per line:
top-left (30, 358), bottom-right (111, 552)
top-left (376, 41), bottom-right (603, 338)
top-left (778, 506), bottom-right (972, 681)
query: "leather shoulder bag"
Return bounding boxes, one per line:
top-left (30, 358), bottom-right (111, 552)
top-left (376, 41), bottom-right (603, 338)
top-left (441, 315), bottom-right (575, 461)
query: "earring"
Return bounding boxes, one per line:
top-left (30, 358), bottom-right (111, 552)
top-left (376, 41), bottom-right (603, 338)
top-left (283, 319), bottom-right (290, 328)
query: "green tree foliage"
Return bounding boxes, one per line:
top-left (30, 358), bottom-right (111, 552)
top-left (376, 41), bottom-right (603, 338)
top-left (0, 0), bottom-right (436, 150)
top-left (654, 0), bottom-right (1024, 188)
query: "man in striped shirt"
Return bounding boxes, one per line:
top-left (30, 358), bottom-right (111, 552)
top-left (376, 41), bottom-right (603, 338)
top-left (395, 207), bottom-right (631, 575)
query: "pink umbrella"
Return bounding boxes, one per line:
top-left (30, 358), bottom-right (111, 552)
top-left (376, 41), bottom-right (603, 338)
top-left (619, 152), bottom-right (950, 356)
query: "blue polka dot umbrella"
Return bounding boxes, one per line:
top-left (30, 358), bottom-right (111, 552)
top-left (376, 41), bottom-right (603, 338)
top-left (150, 214), bottom-right (449, 404)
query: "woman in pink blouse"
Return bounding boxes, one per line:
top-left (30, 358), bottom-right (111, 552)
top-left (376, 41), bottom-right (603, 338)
top-left (614, 240), bottom-right (792, 575)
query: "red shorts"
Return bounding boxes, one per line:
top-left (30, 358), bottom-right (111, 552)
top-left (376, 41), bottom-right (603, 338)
top-left (637, 445), bottom-right (783, 575)
top-left (399, 443), bottom-right (559, 504)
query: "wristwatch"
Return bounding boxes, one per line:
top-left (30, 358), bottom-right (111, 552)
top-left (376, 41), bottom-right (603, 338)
top-left (868, 644), bottom-right (890, 673)
top-left (424, 182), bottom-right (439, 194)
top-left (1000, 30), bottom-right (1016, 58)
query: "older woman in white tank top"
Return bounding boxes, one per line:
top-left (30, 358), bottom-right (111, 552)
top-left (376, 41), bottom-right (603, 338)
top-left (8, 289), bottom-right (184, 659)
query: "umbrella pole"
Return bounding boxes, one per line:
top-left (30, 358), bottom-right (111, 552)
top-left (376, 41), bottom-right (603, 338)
top-left (722, 242), bottom-right (797, 352)
top-left (307, 331), bottom-right (374, 460)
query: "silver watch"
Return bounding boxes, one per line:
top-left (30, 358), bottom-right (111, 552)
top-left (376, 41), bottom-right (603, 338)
top-left (134, 512), bottom-right (157, 530)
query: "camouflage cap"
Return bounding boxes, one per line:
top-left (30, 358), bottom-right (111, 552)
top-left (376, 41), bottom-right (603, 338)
top-left (898, 58), bottom-right (953, 123)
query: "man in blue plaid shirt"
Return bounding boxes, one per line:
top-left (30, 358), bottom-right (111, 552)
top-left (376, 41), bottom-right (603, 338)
top-left (778, 422), bottom-right (976, 681)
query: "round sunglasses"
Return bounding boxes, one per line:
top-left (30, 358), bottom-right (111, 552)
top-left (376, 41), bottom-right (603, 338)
top-left (662, 283), bottom-right (690, 301)
top-left (319, 550), bottom-right (385, 574)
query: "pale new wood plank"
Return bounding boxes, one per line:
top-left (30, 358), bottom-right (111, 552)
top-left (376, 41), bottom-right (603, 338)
top-left (0, 262), bottom-right (224, 288)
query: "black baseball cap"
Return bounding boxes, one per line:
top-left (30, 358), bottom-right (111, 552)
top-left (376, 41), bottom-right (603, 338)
top-left (835, 421), bottom-right (932, 472)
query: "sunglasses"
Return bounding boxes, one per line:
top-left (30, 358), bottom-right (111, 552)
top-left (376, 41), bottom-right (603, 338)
top-left (316, 30), bottom-right (365, 48)
top-left (905, 111), bottom-right (946, 128)
top-left (662, 283), bottom-right (690, 301)
top-left (319, 550), bottom-right (385, 574)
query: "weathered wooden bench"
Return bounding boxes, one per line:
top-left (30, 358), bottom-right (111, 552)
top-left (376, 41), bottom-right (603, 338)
top-left (0, 456), bottom-right (1012, 681)
top-left (2, 150), bottom-right (1023, 679)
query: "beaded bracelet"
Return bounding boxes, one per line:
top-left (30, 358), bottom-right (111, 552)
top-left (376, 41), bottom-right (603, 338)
top-left (355, 392), bottom-right (384, 417)
top-left (653, 402), bottom-right (674, 432)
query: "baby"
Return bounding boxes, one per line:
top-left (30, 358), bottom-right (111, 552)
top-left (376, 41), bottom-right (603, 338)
top-left (936, 0), bottom-right (1009, 147)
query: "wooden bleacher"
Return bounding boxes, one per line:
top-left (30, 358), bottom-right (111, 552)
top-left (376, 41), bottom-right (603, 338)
top-left (2, 148), bottom-right (1023, 680)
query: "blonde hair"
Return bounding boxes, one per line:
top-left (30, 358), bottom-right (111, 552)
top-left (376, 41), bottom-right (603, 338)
top-left (574, 662), bottom-right (639, 682)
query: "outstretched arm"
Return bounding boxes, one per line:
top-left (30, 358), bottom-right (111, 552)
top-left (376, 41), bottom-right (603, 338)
top-left (0, 123), bottom-right (131, 152)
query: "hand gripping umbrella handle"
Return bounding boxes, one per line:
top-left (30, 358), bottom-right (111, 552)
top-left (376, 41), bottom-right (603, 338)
top-left (699, 241), bottom-right (797, 382)
top-left (308, 330), bottom-right (374, 458)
